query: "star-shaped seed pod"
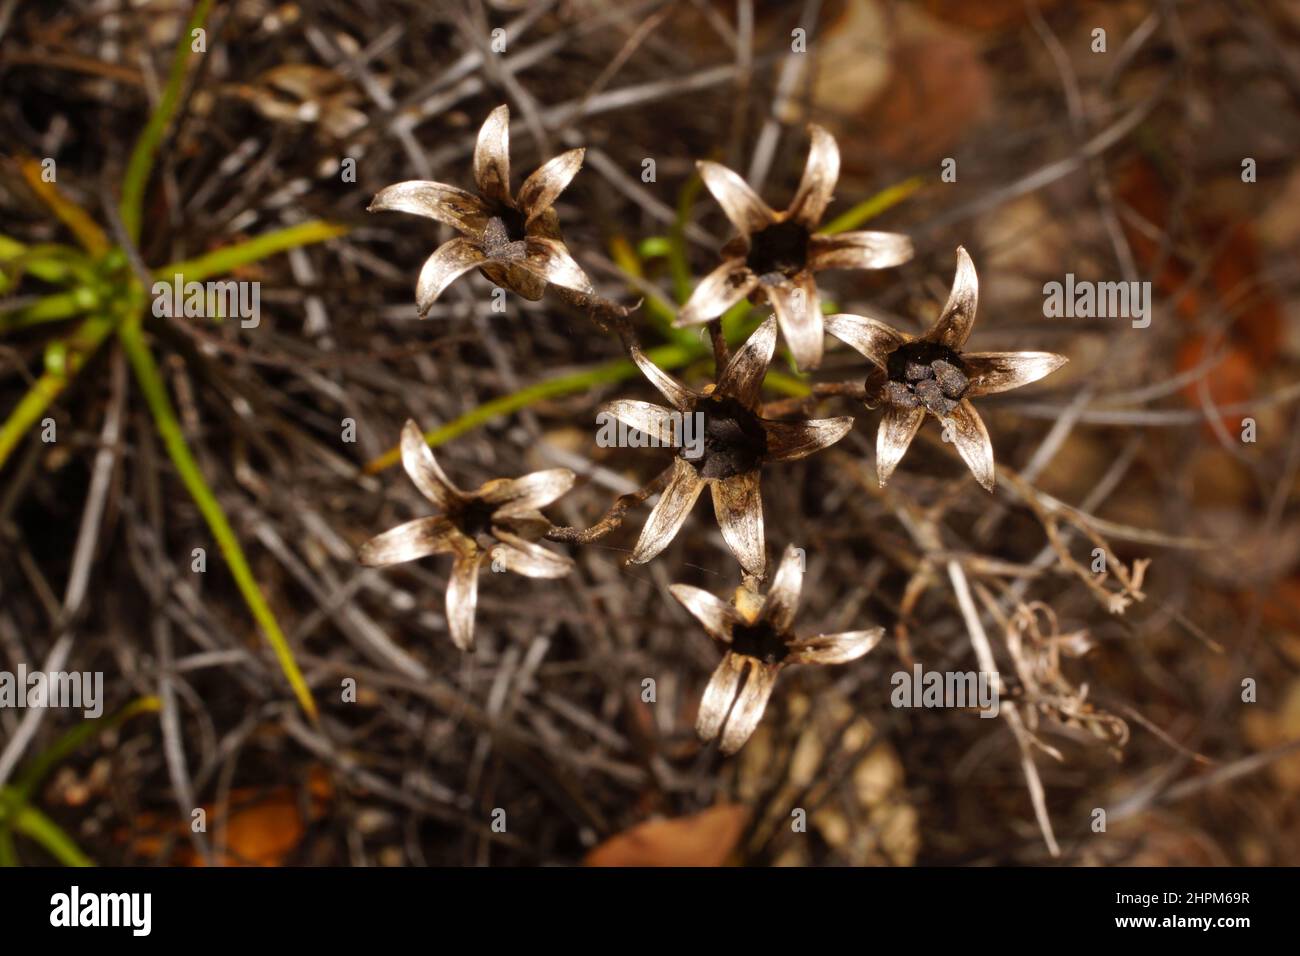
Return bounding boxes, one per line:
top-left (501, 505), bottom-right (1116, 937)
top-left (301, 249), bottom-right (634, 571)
top-left (671, 544), bottom-right (884, 754)
top-left (358, 421), bottom-right (575, 651)
top-left (824, 246), bottom-right (1068, 492)
top-left (675, 124), bottom-right (913, 370)
top-left (600, 317), bottom-right (853, 578)
top-left (368, 104), bottom-right (594, 314)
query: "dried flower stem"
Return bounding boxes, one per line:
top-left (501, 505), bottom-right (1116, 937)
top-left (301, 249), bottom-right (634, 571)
top-left (759, 381), bottom-right (866, 418)
top-left (545, 465), bottom-right (672, 544)
top-left (553, 285), bottom-right (640, 341)
top-left (707, 318), bottom-right (729, 370)
top-left (947, 559), bottom-right (1060, 858)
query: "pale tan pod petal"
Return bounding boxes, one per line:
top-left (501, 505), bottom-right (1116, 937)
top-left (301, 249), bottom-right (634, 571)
top-left (480, 468), bottom-right (576, 517)
top-left (711, 471), bottom-right (765, 577)
top-left (763, 416), bottom-right (854, 462)
top-left (367, 180), bottom-right (490, 238)
top-left (629, 458), bottom-right (705, 565)
top-left (676, 259), bottom-right (759, 326)
top-left (943, 398), bottom-right (996, 492)
top-left (928, 245), bottom-right (979, 349)
top-left (669, 584), bottom-right (739, 643)
top-left (415, 238), bottom-right (487, 314)
top-left (823, 312), bottom-right (910, 368)
top-left (761, 543), bottom-right (806, 631)
top-left (876, 404), bottom-right (925, 487)
top-left (787, 627), bottom-right (884, 665)
top-left (481, 260), bottom-right (547, 301)
top-left (719, 660), bottom-right (779, 754)
top-left (768, 274), bottom-right (823, 370)
top-left (598, 400), bottom-right (683, 448)
top-left (520, 237), bottom-right (594, 294)
top-left (717, 316), bottom-right (777, 408)
top-left (357, 516), bottom-right (459, 567)
top-left (445, 553), bottom-right (483, 651)
top-left (808, 231), bottom-right (914, 271)
top-left (962, 351), bottom-right (1068, 397)
top-left (489, 531), bottom-right (574, 579)
top-left (697, 160), bottom-right (776, 238)
top-left (630, 346), bottom-right (694, 411)
top-left (787, 124), bottom-right (840, 228)
top-left (400, 420), bottom-right (462, 507)
top-left (473, 104), bottom-right (512, 205)
top-left (517, 148), bottom-right (585, 222)
top-left (696, 652), bottom-right (746, 744)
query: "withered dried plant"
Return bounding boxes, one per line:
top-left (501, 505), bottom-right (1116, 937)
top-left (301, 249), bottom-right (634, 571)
top-left (601, 317), bottom-right (853, 576)
top-left (677, 124), bottom-right (913, 370)
top-left (358, 421), bottom-right (575, 651)
top-left (825, 247), bottom-right (1068, 491)
top-left (671, 545), bottom-right (884, 754)
top-left (368, 104), bottom-right (593, 314)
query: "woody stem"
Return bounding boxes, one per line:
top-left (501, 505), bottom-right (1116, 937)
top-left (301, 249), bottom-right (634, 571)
top-left (708, 318), bottom-right (729, 370)
top-left (759, 380), bottom-right (866, 417)
top-left (552, 285), bottom-right (640, 347)
top-left (544, 465), bottom-right (672, 544)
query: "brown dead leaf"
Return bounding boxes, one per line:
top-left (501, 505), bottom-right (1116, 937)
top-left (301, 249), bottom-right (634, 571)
top-left (853, 30), bottom-right (991, 165)
top-left (1241, 678), bottom-right (1300, 791)
top-left (585, 804), bottom-right (750, 867)
top-left (122, 765), bottom-right (333, 866)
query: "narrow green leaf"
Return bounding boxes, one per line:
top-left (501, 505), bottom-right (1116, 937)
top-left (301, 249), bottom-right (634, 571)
top-left (821, 175), bottom-right (925, 235)
top-left (117, 317), bottom-right (318, 720)
top-left (12, 697), bottom-right (161, 802)
top-left (119, 0), bottom-right (215, 243)
top-left (0, 315), bottom-right (115, 470)
top-left (156, 220), bottom-right (348, 284)
top-left (2, 794), bottom-right (93, 867)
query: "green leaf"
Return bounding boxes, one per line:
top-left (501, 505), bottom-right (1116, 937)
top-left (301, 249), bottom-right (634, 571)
top-left (118, 317), bottom-right (318, 721)
top-left (11, 697), bottom-right (160, 802)
top-left (156, 220), bottom-right (348, 284)
top-left (0, 315), bottom-right (115, 470)
top-left (821, 176), bottom-right (925, 235)
top-left (0, 793), bottom-right (93, 867)
top-left (119, 0), bottom-right (215, 244)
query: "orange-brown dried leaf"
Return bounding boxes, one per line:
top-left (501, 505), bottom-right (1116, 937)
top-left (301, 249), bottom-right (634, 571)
top-left (585, 804), bottom-right (750, 867)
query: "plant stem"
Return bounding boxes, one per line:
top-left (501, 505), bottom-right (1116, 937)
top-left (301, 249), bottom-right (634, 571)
top-left (118, 315), bottom-right (318, 721)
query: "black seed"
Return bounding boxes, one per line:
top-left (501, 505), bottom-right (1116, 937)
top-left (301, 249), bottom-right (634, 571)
top-left (884, 380), bottom-right (920, 408)
top-left (483, 207), bottom-right (529, 259)
top-left (882, 340), bottom-right (969, 410)
top-left (932, 359), bottom-right (968, 398)
top-left (904, 361), bottom-right (934, 382)
top-left (914, 379), bottom-right (958, 416)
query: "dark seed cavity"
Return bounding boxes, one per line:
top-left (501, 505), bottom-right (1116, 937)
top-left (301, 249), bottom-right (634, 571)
top-left (683, 394), bottom-right (768, 480)
top-left (731, 618), bottom-right (789, 665)
top-left (881, 340), bottom-right (969, 416)
top-left (746, 219), bottom-right (810, 284)
top-left (454, 497), bottom-right (500, 547)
